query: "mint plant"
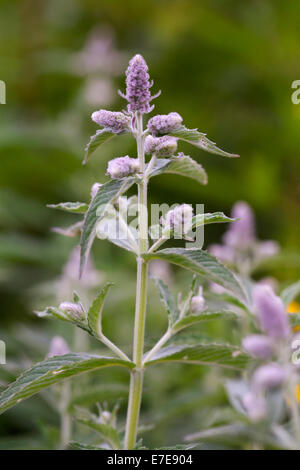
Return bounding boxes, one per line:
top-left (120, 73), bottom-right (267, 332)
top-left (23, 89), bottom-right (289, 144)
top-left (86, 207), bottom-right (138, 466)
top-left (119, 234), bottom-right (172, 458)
top-left (0, 54), bottom-right (253, 450)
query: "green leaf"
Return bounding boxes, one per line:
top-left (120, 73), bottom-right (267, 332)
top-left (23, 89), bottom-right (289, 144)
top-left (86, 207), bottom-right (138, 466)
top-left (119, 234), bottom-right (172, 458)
top-left (169, 126), bottom-right (239, 158)
top-left (144, 248), bottom-right (245, 300)
top-left (70, 442), bottom-right (104, 450)
top-left (87, 283), bottom-right (114, 337)
top-left (0, 353), bottom-right (134, 414)
top-left (78, 417), bottom-right (121, 450)
top-left (192, 212), bottom-right (235, 229)
top-left (47, 202), bottom-right (89, 214)
top-left (172, 310), bottom-right (238, 333)
top-left (35, 306), bottom-right (69, 322)
top-left (288, 313), bottom-right (300, 327)
top-left (84, 129), bottom-right (115, 164)
top-left (144, 343), bottom-right (250, 370)
top-left (152, 276), bottom-right (179, 324)
top-left (150, 155), bottom-right (208, 185)
top-left (280, 280), bottom-right (300, 307)
top-left (185, 423), bottom-right (250, 445)
top-left (80, 177), bottom-right (135, 276)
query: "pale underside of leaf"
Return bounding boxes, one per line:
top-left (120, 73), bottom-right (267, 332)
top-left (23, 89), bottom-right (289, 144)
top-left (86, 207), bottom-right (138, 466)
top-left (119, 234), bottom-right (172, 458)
top-left (0, 353), bottom-right (133, 414)
top-left (144, 343), bottom-right (249, 370)
top-left (51, 221), bottom-right (83, 237)
top-left (80, 177), bottom-right (135, 276)
top-left (192, 212), bottom-right (235, 229)
top-left (144, 248), bottom-right (246, 301)
top-left (47, 202), bottom-right (88, 214)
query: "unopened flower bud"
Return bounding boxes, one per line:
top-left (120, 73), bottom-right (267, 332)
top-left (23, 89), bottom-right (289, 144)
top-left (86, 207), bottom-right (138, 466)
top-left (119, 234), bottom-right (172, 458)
top-left (243, 392), bottom-right (266, 422)
top-left (190, 287), bottom-right (205, 312)
top-left (90, 182), bottom-right (102, 199)
top-left (147, 112), bottom-right (183, 135)
top-left (253, 285), bottom-right (291, 339)
top-left (242, 335), bottom-right (274, 359)
top-left (144, 135), bottom-right (177, 156)
top-left (91, 110), bottom-right (130, 133)
top-left (252, 363), bottom-right (286, 392)
top-left (161, 204), bottom-right (193, 236)
top-left (106, 156), bottom-right (138, 179)
top-left (99, 411), bottom-right (111, 425)
top-left (48, 336), bottom-right (70, 358)
top-left (59, 301), bottom-right (85, 321)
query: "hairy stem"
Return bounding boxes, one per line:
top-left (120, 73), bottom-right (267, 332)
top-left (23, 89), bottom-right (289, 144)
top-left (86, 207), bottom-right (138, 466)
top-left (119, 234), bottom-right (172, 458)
top-left (124, 112), bottom-right (148, 450)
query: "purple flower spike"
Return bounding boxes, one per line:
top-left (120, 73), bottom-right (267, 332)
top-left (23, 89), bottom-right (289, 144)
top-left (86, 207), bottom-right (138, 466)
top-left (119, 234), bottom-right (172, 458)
top-left (242, 335), bottom-right (274, 359)
top-left (243, 392), bottom-right (266, 422)
top-left (253, 284), bottom-right (291, 339)
top-left (223, 201), bottom-right (255, 248)
top-left (107, 156), bottom-right (138, 179)
top-left (91, 110), bottom-right (130, 133)
top-left (148, 112), bottom-right (183, 135)
top-left (120, 54), bottom-right (160, 114)
top-left (252, 363), bottom-right (286, 392)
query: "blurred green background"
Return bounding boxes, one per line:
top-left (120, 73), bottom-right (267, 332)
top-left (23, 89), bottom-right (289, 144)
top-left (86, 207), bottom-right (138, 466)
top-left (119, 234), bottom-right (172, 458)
top-left (1, 0), bottom-right (300, 449)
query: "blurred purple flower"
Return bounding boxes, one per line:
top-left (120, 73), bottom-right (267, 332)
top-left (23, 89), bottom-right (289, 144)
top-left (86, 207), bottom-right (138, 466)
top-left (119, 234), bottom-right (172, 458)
top-left (223, 201), bottom-right (255, 248)
top-left (252, 363), bottom-right (286, 392)
top-left (242, 334), bottom-right (274, 359)
top-left (254, 284), bottom-right (291, 339)
top-left (48, 336), bottom-right (70, 358)
top-left (243, 392), bottom-right (267, 422)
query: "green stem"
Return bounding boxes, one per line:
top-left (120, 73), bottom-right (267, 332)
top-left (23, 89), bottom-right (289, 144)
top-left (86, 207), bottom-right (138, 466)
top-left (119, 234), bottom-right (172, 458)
top-left (124, 112), bottom-right (148, 450)
top-left (59, 381), bottom-right (71, 449)
top-left (143, 328), bottom-right (172, 365)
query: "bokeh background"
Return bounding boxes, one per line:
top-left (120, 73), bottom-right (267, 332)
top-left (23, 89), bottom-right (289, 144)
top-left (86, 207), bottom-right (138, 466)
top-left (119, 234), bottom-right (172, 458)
top-left (1, 0), bottom-right (300, 449)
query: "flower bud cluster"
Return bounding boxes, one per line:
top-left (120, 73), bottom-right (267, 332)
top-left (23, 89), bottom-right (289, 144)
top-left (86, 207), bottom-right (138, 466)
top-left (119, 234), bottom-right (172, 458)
top-left (147, 112), bottom-right (182, 135)
top-left (91, 110), bottom-right (130, 133)
top-left (107, 156), bottom-right (139, 179)
top-left (144, 135), bottom-right (177, 156)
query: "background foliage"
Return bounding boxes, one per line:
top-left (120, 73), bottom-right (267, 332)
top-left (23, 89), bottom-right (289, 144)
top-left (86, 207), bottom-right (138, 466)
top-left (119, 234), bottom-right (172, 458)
top-left (1, 0), bottom-right (300, 449)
